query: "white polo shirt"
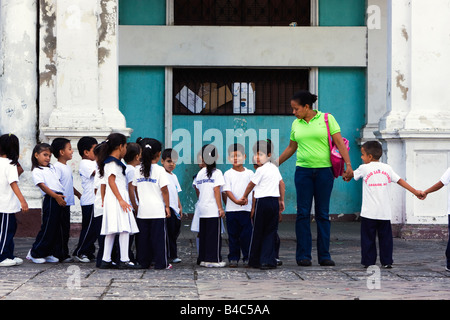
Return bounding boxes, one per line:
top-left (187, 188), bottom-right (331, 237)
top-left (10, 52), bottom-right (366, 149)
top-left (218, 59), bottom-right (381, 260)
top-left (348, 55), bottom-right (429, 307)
top-left (166, 171), bottom-right (182, 216)
top-left (251, 162), bottom-right (282, 199)
top-left (32, 164), bottom-right (64, 196)
top-left (54, 161), bottom-right (75, 206)
top-left (79, 159), bottom-right (96, 206)
top-left (132, 164), bottom-right (170, 219)
top-left (0, 158), bottom-right (20, 213)
top-left (439, 167), bottom-right (450, 215)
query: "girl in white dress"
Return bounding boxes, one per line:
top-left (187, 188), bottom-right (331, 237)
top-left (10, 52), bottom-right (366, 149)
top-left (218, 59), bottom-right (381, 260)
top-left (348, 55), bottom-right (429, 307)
top-left (97, 133), bottom-right (140, 269)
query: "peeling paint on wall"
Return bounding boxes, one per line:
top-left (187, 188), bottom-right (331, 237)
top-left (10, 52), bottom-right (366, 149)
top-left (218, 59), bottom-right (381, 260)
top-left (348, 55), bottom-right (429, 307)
top-left (395, 70), bottom-right (408, 100)
top-left (39, 0), bottom-right (57, 87)
top-left (98, 0), bottom-right (116, 64)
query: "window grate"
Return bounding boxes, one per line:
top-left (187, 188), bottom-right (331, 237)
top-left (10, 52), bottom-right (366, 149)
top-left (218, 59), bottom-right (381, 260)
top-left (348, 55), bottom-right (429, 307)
top-left (174, 0), bottom-right (311, 26)
top-left (173, 68), bottom-right (309, 115)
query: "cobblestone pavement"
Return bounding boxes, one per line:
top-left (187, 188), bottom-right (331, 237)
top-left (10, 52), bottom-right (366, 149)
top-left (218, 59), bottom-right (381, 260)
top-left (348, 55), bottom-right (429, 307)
top-left (1, 222), bottom-right (449, 302)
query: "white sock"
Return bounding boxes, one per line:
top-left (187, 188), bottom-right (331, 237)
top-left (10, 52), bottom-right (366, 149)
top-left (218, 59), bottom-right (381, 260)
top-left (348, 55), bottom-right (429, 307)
top-left (119, 232), bottom-right (130, 262)
top-left (102, 234), bottom-right (115, 262)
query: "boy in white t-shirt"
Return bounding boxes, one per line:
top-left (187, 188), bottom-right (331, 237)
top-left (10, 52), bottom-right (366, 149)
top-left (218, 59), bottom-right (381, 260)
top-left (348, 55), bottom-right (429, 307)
top-left (73, 137), bottom-right (98, 263)
top-left (51, 138), bottom-right (81, 263)
top-left (223, 143), bottom-right (254, 268)
top-left (161, 148), bottom-right (183, 264)
top-left (422, 168), bottom-right (450, 272)
top-left (241, 140), bottom-right (285, 270)
top-left (352, 141), bottom-right (424, 268)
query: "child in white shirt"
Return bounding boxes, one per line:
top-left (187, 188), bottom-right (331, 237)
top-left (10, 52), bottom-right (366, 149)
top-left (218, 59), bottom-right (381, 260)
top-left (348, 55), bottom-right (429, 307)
top-left (28, 143), bottom-right (66, 264)
top-left (133, 138), bottom-right (172, 270)
top-left (241, 140), bottom-right (285, 270)
top-left (223, 143), bottom-right (254, 267)
top-left (73, 136), bottom-right (98, 263)
top-left (194, 144), bottom-right (226, 268)
top-left (52, 138), bottom-right (81, 262)
top-left (353, 141), bottom-right (423, 268)
top-left (161, 148), bottom-right (183, 264)
top-left (0, 134), bottom-right (28, 267)
top-left (422, 167), bottom-right (450, 272)
top-left (97, 133), bottom-right (140, 269)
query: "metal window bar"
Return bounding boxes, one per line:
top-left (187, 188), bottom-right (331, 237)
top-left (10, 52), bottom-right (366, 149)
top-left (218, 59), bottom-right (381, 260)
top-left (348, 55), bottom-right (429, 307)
top-left (173, 68), bottom-right (309, 115)
top-left (174, 0), bottom-right (310, 26)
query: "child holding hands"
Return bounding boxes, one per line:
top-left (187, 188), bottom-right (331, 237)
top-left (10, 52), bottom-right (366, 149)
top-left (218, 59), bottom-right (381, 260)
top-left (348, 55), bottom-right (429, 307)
top-left (352, 141), bottom-right (424, 268)
top-left (421, 168), bottom-right (450, 272)
top-left (27, 143), bottom-right (66, 264)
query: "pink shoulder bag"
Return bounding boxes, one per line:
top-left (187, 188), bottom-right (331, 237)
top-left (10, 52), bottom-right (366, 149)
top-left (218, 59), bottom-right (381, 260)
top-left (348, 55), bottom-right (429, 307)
top-left (324, 113), bottom-right (349, 178)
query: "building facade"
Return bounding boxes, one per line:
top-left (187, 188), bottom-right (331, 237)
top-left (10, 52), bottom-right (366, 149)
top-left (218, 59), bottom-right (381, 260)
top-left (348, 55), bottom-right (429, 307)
top-left (1, 0), bottom-right (449, 236)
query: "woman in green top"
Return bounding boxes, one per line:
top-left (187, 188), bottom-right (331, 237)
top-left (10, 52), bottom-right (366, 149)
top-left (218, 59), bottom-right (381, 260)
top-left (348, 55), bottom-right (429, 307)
top-left (277, 90), bottom-right (353, 267)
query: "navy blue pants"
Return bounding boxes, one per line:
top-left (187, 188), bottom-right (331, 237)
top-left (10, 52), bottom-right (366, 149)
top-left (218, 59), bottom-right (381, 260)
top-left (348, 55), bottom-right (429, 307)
top-left (54, 205), bottom-right (71, 261)
top-left (249, 197), bottom-right (279, 268)
top-left (198, 217), bottom-right (222, 263)
top-left (294, 166), bottom-right (334, 263)
top-left (360, 217), bottom-right (393, 266)
top-left (166, 208), bottom-right (181, 260)
top-left (31, 194), bottom-right (63, 259)
top-left (446, 215), bottom-right (450, 268)
top-left (0, 213), bottom-right (17, 262)
top-left (226, 211), bottom-right (252, 262)
top-left (73, 205), bottom-right (101, 259)
top-left (136, 218), bottom-right (168, 269)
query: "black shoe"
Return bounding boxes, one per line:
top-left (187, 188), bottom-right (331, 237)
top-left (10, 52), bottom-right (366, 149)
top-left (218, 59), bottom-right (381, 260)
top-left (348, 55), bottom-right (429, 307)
top-left (382, 264), bottom-right (392, 269)
top-left (297, 259), bottom-right (312, 266)
top-left (119, 260), bottom-right (144, 269)
top-left (319, 259), bottom-right (335, 266)
top-left (98, 260), bottom-right (116, 269)
top-left (260, 264), bottom-right (276, 270)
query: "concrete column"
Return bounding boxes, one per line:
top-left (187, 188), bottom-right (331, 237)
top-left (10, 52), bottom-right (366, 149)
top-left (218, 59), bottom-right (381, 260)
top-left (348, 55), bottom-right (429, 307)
top-left (0, 0), bottom-right (40, 207)
top-left (361, 0), bottom-right (388, 142)
top-left (376, 0), bottom-right (450, 232)
top-left (39, 0), bottom-right (131, 215)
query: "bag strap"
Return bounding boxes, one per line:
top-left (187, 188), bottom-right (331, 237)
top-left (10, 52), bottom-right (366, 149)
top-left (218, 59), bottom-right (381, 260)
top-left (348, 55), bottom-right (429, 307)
top-left (324, 113), bottom-right (332, 151)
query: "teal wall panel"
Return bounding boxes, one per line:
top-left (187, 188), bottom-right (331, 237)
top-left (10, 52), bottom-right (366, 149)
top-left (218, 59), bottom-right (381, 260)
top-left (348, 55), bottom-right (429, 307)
top-left (319, 0), bottom-right (366, 26)
top-left (318, 67), bottom-right (366, 215)
top-left (118, 0), bottom-right (166, 25)
top-left (119, 67), bottom-right (165, 143)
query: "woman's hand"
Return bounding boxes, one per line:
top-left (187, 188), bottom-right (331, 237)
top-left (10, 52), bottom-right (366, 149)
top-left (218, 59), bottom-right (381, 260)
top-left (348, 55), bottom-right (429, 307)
top-left (342, 164), bottom-right (353, 182)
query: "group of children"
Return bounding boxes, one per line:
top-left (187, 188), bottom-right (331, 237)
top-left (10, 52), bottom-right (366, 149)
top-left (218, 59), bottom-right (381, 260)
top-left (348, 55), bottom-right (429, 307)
top-left (0, 133), bottom-right (449, 272)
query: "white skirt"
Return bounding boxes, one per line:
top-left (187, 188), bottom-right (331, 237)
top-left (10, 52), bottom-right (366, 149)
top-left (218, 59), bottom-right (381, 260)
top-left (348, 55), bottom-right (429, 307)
top-left (101, 189), bottom-right (139, 235)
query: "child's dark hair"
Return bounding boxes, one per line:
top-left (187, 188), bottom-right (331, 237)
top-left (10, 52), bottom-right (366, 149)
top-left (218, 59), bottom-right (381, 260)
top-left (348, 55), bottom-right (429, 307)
top-left (291, 90), bottom-right (318, 108)
top-left (253, 139), bottom-right (273, 157)
top-left (0, 134), bottom-right (20, 166)
top-left (202, 144), bottom-right (218, 178)
top-left (97, 133), bottom-right (127, 177)
top-left (31, 143), bottom-right (52, 170)
top-left (361, 141), bottom-right (383, 160)
top-left (77, 136), bottom-right (98, 157)
top-left (137, 137), bottom-right (162, 178)
top-left (162, 148), bottom-right (178, 161)
top-left (228, 143), bottom-right (245, 156)
top-left (124, 142), bottom-right (141, 163)
top-left (51, 138), bottom-right (70, 159)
